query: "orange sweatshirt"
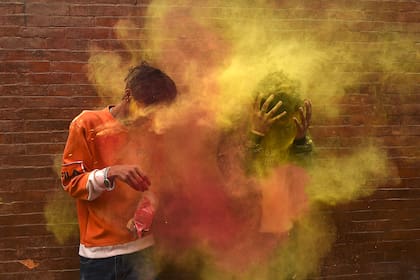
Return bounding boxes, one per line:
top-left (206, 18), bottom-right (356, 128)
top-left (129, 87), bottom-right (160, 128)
top-left (61, 107), bottom-right (149, 249)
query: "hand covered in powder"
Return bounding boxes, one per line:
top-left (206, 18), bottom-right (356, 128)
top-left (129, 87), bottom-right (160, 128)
top-left (107, 165), bottom-right (151, 191)
top-left (293, 99), bottom-right (312, 140)
top-left (127, 192), bottom-right (157, 237)
top-left (251, 92), bottom-right (287, 136)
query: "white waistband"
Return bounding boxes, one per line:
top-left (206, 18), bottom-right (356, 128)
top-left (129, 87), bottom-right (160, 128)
top-left (79, 235), bottom-right (154, 259)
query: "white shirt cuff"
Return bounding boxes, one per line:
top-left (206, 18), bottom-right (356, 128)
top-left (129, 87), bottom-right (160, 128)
top-left (86, 168), bottom-right (114, 201)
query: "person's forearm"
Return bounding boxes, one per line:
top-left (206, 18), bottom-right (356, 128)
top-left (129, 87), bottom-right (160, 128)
top-left (85, 168), bottom-right (115, 201)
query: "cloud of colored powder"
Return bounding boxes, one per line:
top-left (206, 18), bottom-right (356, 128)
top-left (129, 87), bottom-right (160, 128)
top-left (44, 155), bottom-right (78, 244)
top-left (46, 0), bottom-right (413, 278)
top-left (44, 190), bottom-right (78, 244)
top-left (131, 1), bottom-right (405, 278)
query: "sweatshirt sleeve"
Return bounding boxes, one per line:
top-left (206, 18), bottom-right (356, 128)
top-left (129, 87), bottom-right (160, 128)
top-left (61, 119), bottom-right (95, 200)
top-left (288, 136), bottom-right (313, 168)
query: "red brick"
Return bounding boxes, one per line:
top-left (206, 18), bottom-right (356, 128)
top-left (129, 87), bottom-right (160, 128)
top-left (0, 120), bottom-right (25, 132)
top-left (3, 178), bottom-right (60, 192)
top-left (0, 108), bottom-right (19, 120)
top-left (25, 143), bottom-right (66, 154)
top-left (26, 73), bottom-right (73, 84)
top-left (23, 120), bottom-right (70, 132)
top-left (64, 27), bottom-right (112, 39)
top-left (0, 201), bottom-right (46, 215)
top-left (16, 107), bottom-right (82, 119)
top-left (45, 38), bottom-right (89, 50)
top-left (0, 50), bottom-right (26, 60)
top-left (398, 12), bottom-right (420, 23)
top-left (44, 50), bottom-right (90, 62)
top-left (0, 144), bottom-right (26, 155)
top-left (48, 85), bottom-right (97, 97)
top-left (69, 4), bottom-right (136, 16)
top-left (89, 38), bottom-right (127, 50)
top-left (26, 2), bottom-right (69, 16)
top-left (0, 37), bottom-right (26, 49)
top-left (3, 154), bottom-right (58, 167)
top-left (20, 26), bottom-right (64, 39)
top-left (0, 167), bottom-right (54, 180)
top-left (94, 17), bottom-right (120, 27)
top-left (50, 61), bottom-right (85, 73)
top-left (0, 62), bottom-right (28, 73)
top-left (1, 85), bottom-right (44, 96)
top-left (0, 213), bottom-right (46, 226)
top-left (0, 15), bottom-right (25, 26)
top-left (26, 15), bottom-right (95, 27)
top-left (0, 26), bottom-right (21, 37)
top-left (1, 190), bottom-right (56, 204)
top-left (69, 73), bottom-right (89, 83)
top-left (0, 3), bottom-right (24, 15)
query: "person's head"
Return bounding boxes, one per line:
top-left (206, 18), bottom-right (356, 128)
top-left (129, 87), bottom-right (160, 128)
top-left (124, 62), bottom-right (177, 106)
top-left (254, 71), bottom-right (302, 126)
top-left (121, 62), bottom-right (177, 122)
top-left (253, 71), bottom-right (303, 149)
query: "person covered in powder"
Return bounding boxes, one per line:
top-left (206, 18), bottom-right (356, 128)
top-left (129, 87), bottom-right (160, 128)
top-left (246, 71), bottom-right (312, 173)
top-left (245, 71), bottom-right (313, 235)
top-left (218, 71), bottom-right (312, 187)
top-left (214, 71), bottom-right (314, 270)
top-left (60, 62), bottom-right (177, 280)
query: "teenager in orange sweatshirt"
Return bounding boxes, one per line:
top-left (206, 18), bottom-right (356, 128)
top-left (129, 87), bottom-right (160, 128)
top-left (61, 62), bottom-right (177, 280)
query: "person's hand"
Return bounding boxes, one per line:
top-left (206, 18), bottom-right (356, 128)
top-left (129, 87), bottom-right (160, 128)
top-left (251, 93), bottom-right (287, 136)
top-left (293, 99), bottom-right (312, 140)
top-left (126, 195), bottom-right (155, 237)
top-left (107, 165), bottom-right (151, 191)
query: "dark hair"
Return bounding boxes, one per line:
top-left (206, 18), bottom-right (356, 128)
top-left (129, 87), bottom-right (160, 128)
top-left (125, 62), bottom-right (177, 106)
top-left (254, 71), bottom-right (302, 120)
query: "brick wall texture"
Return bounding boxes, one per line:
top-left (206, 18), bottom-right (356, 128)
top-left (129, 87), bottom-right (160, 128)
top-left (0, 0), bottom-right (419, 279)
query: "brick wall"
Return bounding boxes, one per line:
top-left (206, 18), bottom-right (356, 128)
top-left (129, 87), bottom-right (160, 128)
top-left (0, 0), bottom-right (419, 279)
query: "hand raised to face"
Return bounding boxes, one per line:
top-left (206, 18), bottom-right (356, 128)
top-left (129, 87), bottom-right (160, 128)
top-left (293, 99), bottom-right (312, 140)
top-left (251, 92), bottom-right (287, 136)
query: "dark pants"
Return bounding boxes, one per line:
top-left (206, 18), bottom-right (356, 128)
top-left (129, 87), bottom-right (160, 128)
top-left (80, 247), bottom-right (155, 280)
